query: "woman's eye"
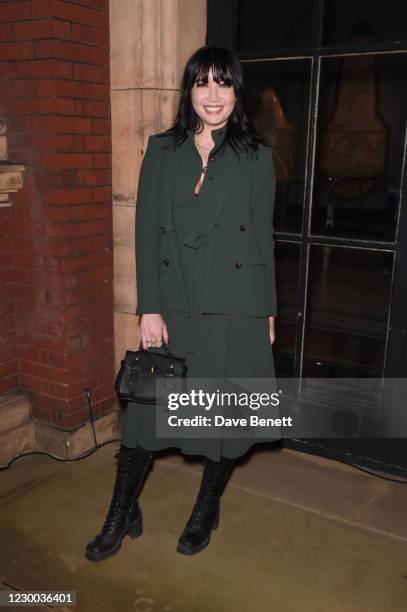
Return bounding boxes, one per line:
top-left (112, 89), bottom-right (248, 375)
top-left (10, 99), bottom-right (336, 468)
top-left (196, 81), bottom-right (207, 87)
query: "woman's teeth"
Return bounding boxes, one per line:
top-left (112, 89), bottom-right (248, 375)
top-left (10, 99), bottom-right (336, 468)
top-left (204, 106), bottom-right (223, 114)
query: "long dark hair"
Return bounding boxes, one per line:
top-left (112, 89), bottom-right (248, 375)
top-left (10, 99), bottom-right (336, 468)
top-left (157, 45), bottom-right (268, 160)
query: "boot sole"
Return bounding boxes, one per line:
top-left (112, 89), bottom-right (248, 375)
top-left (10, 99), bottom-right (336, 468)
top-left (176, 513), bottom-right (219, 556)
top-left (85, 516), bottom-right (142, 562)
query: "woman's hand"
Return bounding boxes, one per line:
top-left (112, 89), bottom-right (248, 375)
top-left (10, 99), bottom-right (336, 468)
top-left (269, 316), bottom-right (276, 345)
top-left (139, 313), bottom-right (169, 349)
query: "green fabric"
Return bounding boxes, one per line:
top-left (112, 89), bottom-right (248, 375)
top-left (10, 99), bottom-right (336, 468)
top-left (135, 125), bottom-right (278, 316)
top-left (122, 131), bottom-right (281, 461)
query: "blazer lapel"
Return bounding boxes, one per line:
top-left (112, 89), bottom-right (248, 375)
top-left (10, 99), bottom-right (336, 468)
top-left (162, 140), bottom-right (191, 314)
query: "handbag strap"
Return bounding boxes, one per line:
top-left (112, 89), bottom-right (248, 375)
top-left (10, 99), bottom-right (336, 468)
top-left (138, 340), bottom-right (174, 357)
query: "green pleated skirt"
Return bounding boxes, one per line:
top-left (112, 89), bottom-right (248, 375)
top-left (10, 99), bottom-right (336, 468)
top-left (120, 310), bottom-right (281, 461)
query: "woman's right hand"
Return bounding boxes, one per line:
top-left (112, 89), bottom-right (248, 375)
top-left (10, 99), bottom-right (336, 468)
top-left (139, 313), bottom-right (169, 349)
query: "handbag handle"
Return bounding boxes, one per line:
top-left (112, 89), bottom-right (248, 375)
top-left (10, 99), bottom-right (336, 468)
top-left (138, 340), bottom-right (174, 357)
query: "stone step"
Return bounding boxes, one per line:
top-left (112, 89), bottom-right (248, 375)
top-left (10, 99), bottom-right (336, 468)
top-left (0, 391), bottom-right (34, 466)
top-left (0, 391), bottom-right (32, 435)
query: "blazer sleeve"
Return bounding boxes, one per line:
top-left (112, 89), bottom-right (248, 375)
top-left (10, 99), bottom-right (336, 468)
top-left (252, 144), bottom-right (278, 316)
top-left (135, 135), bottom-right (162, 315)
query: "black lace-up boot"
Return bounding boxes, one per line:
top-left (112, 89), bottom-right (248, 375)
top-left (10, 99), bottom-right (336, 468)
top-left (176, 456), bottom-right (235, 555)
top-left (85, 444), bottom-right (155, 562)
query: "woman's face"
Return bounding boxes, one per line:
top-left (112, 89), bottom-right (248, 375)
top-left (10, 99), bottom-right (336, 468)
top-left (191, 67), bottom-right (236, 131)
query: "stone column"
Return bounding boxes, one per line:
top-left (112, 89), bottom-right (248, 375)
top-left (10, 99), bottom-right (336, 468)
top-left (110, 0), bottom-right (206, 371)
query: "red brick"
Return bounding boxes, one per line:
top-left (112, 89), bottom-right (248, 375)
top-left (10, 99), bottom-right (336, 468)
top-left (0, 2), bottom-right (31, 22)
top-left (0, 358), bottom-right (18, 378)
top-left (46, 218), bottom-right (111, 239)
top-left (33, 116), bottom-right (92, 134)
top-left (35, 39), bottom-right (90, 62)
top-left (54, 0), bottom-right (91, 26)
top-left (79, 0), bottom-right (107, 10)
top-left (63, 408), bottom-right (88, 429)
top-left (93, 152), bottom-right (111, 168)
top-left (0, 375), bottom-right (19, 394)
top-left (43, 206), bottom-right (74, 222)
top-left (0, 62), bottom-right (16, 78)
top-left (13, 252), bottom-right (45, 270)
top-left (0, 268), bottom-right (14, 284)
top-left (0, 41), bottom-right (34, 60)
top-left (1, 97), bottom-right (74, 115)
top-left (43, 187), bottom-right (93, 205)
top-left (83, 135), bottom-right (110, 151)
top-left (2, 78), bottom-right (92, 100)
top-left (18, 332), bottom-right (68, 353)
top-left (31, 0), bottom-right (58, 19)
top-left (88, 8), bottom-right (107, 29)
top-left (15, 59), bottom-right (73, 79)
top-left (91, 83), bottom-right (109, 100)
top-left (21, 360), bottom-right (69, 384)
top-left (73, 203), bottom-right (111, 221)
top-left (74, 99), bottom-right (83, 115)
top-left (80, 62), bottom-right (109, 83)
top-left (72, 23), bottom-right (108, 46)
top-left (19, 344), bottom-right (41, 363)
top-left (92, 117), bottom-right (110, 134)
top-left (13, 18), bottom-right (72, 41)
top-left (76, 169), bottom-right (110, 186)
top-left (89, 45), bottom-right (108, 65)
top-left (40, 152), bottom-right (94, 169)
top-left (14, 285), bottom-right (47, 304)
top-left (46, 248), bottom-right (111, 273)
top-left (0, 329), bottom-right (17, 348)
top-left (82, 99), bottom-right (109, 117)
top-left (0, 22), bottom-right (13, 39)
top-left (93, 186), bottom-right (111, 201)
top-left (77, 264), bottom-right (112, 286)
top-left (0, 344), bottom-right (17, 363)
top-left (53, 79), bottom-right (91, 98)
top-left (28, 133), bottom-right (75, 151)
top-left (48, 351), bottom-right (68, 369)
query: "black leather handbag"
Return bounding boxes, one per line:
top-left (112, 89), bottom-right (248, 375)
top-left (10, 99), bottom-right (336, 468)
top-left (115, 341), bottom-right (187, 404)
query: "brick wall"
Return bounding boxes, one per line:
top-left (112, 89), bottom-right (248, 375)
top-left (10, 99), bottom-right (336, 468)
top-left (0, 0), bottom-right (115, 430)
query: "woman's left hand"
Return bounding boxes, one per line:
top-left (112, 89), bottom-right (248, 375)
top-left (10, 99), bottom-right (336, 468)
top-left (269, 316), bottom-right (276, 345)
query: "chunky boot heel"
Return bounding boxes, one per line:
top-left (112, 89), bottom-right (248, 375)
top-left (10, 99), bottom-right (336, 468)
top-left (128, 515), bottom-right (143, 539)
top-left (176, 457), bottom-right (234, 556)
top-left (85, 445), bottom-right (154, 562)
top-left (213, 507), bottom-right (220, 530)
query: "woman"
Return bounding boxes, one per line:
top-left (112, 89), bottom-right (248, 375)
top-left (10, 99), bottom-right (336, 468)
top-left (85, 45), bottom-right (279, 561)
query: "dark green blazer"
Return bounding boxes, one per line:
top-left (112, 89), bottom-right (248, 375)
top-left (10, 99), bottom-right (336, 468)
top-left (135, 125), bottom-right (278, 317)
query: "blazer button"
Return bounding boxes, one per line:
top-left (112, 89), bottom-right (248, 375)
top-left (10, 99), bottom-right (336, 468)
top-left (234, 260), bottom-right (243, 269)
top-left (239, 224), bottom-right (247, 231)
top-left (207, 176), bottom-right (214, 181)
top-left (163, 259), bottom-right (170, 266)
top-left (160, 225), bottom-right (166, 234)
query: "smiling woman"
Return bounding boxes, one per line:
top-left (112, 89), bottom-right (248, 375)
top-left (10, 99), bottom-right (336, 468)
top-left (85, 44), bottom-right (279, 561)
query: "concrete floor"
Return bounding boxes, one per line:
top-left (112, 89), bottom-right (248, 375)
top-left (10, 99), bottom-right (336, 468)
top-left (1, 442), bottom-right (407, 612)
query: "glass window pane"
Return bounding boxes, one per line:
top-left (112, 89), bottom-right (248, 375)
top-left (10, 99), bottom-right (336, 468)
top-left (312, 53), bottom-right (407, 241)
top-left (237, 0), bottom-right (314, 53)
top-left (243, 59), bottom-right (311, 234)
top-left (273, 241), bottom-right (302, 378)
top-left (323, 0), bottom-right (407, 47)
top-left (302, 245), bottom-right (393, 378)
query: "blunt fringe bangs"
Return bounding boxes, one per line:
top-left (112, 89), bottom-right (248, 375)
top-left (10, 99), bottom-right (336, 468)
top-left (157, 45), bottom-right (268, 160)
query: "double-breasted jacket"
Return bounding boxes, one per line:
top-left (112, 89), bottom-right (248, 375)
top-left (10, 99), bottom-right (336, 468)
top-left (135, 125), bottom-right (278, 318)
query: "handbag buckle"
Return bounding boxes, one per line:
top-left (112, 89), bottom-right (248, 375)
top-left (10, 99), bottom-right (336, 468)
top-left (149, 365), bottom-right (156, 373)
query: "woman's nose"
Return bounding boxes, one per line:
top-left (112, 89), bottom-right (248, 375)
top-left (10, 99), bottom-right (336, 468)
top-left (207, 83), bottom-right (220, 101)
